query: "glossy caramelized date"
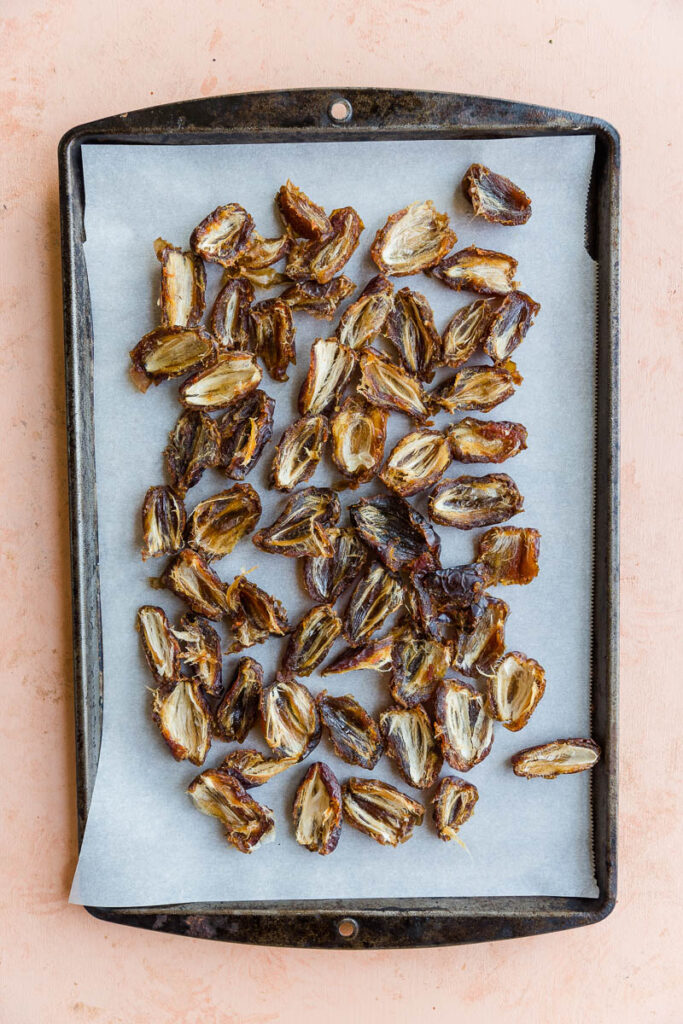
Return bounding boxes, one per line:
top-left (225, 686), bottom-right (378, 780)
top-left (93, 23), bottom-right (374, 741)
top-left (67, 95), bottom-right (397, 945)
top-left (281, 604), bottom-right (342, 677)
top-left (141, 485), bottom-right (186, 560)
top-left (129, 326), bottom-right (216, 392)
top-left (330, 397), bottom-right (387, 486)
top-left (476, 526), bottom-right (540, 585)
top-left (431, 246), bottom-right (518, 295)
top-left (342, 777), bottom-right (424, 846)
top-left (350, 494), bottom-right (441, 573)
top-left (298, 339), bottom-right (355, 417)
top-left (316, 691), bottom-right (383, 770)
top-left (336, 274), bottom-right (394, 350)
top-left (281, 276), bottom-right (355, 319)
top-left (379, 428), bottom-right (451, 497)
top-left (253, 487), bottom-right (341, 559)
top-left (174, 613), bottom-right (222, 695)
top-left (446, 418), bottom-right (528, 464)
top-left (161, 549), bottom-right (226, 620)
top-left (187, 768), bottom-right (275, 852)
top-left (224, 575), bottom-right (289, 651)
top-left (484, 291), bottom-right (540, 363)
top-left (384, 287), bottom-right (441, 381)
top-left (344, 562), bottom-right (404, 647)
top-left (485, 651), bottom-right (546, 731)
top-left (136, 605), bottom-right (181, 686)
top-left (293, 762), bottom-right (343, 855)
top-left (371, 200), bottom-right (456, 276)
top-left (390, 636), bottom-right (451, 707)
top-left (179, 351), bottom-right (262, 411)
top-left (210, 277), bottom-right (254, 351)
top-left (302, 527), bottom-right (368, 604)
top-left (153, 680), bottom-right (211, 766)
top-left (271, 415), bottom-right (328, 492)
top-left (155, 238), bottom-right (206, 328)
top-left (216, 389), bottom-right (274, 480)
top-left (462, 164), bottom-right (532, 225)
top-left (213, 656), bottom-right (263, 742)
top-left (186, 484), bottom-right (261, 560)
top-left (358, 349), bottom-right (432, 422)
top-left (379, 706), bottom-right (443, 789)
top-left (286, 206), bottom-right (364, 284)
top-left (250, 298), bottom-right (296, 382)
top-left (219, 748), bottom-right (297, 788)
top-left (433, 680), bottom-right (494, 772)
top-left (432, 365), bottom-right (520, 413)
top-left (453, 596), bottom-right (509, 677)
top-left (441, 298), bottom-right (497, 368)
top-left (190, 202), bottom-right (254, 266)
top-left (429, 474), bottom-right (524, 529)
top-left (276, 180), bottom-right (333, 240)
top-left (432, 777), bottom-right (478, 841)
top-left (164, 410), bottom-right (221, 497)
top-left (511, 738), bottom-right (601, 778)
top-left (260, 675), bottom-right (321, 760)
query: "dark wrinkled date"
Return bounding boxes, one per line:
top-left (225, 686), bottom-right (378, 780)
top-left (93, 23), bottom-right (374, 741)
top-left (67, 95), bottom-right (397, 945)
top-left (317, 691), bottom-right (383, 770)
top-left (214, 657), bottom-right (263, 743)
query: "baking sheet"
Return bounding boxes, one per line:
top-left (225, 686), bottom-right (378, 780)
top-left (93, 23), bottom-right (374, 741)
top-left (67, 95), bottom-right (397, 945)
top-left (70, 135), bottom-right (599, 906)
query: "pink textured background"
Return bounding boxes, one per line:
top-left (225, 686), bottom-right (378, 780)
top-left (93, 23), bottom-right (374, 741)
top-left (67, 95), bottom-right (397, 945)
top-left (1, 1), bottom-right (681, 1020)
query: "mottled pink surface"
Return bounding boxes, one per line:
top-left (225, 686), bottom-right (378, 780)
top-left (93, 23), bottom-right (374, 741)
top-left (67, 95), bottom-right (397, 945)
top-left (1, 1), bottom-right (681, 1020)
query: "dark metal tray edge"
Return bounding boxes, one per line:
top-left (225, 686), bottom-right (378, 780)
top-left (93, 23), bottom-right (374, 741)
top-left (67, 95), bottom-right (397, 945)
top-left (59, 88), bottom-right (619, 949)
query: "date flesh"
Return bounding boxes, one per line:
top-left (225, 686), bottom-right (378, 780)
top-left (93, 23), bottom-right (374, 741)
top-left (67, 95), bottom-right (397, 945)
top-left (298, 338), bottom-right (355, 417)
top-left (161, 549), bottom-right (226, 619)
top-left (432, 365), bottom-right (520, 414)
top-left (486, 651), bottom-right (546, 731)
top-left (379, 428), bottom-right (451, 497)
top-left (271, 415), bottom-right (328, 491)
top-left (219, 748), bottom-right (297, 787)
top-left (476, 526), bottom-right (540, 585)
top-left (260, 676), bottom-right (321, 760)
top-left (187, 768), bottom-right (275, 852)
top-left (447, 418), bottom-right (528, 464)
top-left (330, 397), bottom-right (387, 486)
top-left (379, 706), bottom-right (443, 789)
top-left (155, 238), bottom-right (206, 328)
top-left (224, 575), bottom-right (289, 651)
top-left (344, 562), bottom-right (404, 647)
top-left (358, 349), bottom-right (432, 422)
top-left (190, 203), bottom-right (254, 266)
top-left (453, 596), bottom-right (509, 677)
top-left (342, 777), bottom-right (424, 846)
top-left (153, 680), bottom-right (211, 765)
top-left (484, 291), bottom-right (540, 363)
top-left (276, 180), bottom-right (332, 240)
top-left (316, 691), bottom-right (383, 770)
top-left (164, 410), bottom-right (221, 497)
top-left (216, 389), bottom-right (274, 480)
top-left (141, 485), bottom-right (186, 560)
top-left (174, 613), bottom-right (222, 695)
top-left (136, 605), bottom-right (181, 685)
top-left (462, 164), bottom-right (532, 225)
top-left (293, 762), bottom-right (343, 855)
top-left (302, 527), bottom-right (368, 604)
top-left (213, 656), bottom-right (263, 742)
top-left (511, 738), bottom-right (601, 779)
top-left (281, 604), bottom-right (342, 676)
top-left (429, 474), bottom-right (524, 529)
top-left (281, 276), bottom-right (355, 319)
top-left (336, 274), bottom-right (394, 349)
top-left (210, 277), bottom-right (254, 350)
top-left (350, 494), bottom-right (441, 573)
top-left (433, 680), bottom-right (494, 772)
top-left (390, 636), bottom-right (451, 707)
top-left (186, 484), bottom-right (261, 560)
top-left (130, 326), bottom-right (216, 392)
top-left (384, 287), bottom-right (441, 381)
top-left (250, 298), bottom-right (296, 382)
top-left (431, 246), bottom-right (518, 295)
top-left (371, 200), bottom-right (456, 276)
top-left (441, 298), bottom-right (497, 368)
top-left (179, 352), bottom-right (262, 411)
top-left (433, 777), bottom-right (478, 841)
top-left (253, 487), bottom-right (341, 559)
top-left (286, 206), bottom-right (364, 284)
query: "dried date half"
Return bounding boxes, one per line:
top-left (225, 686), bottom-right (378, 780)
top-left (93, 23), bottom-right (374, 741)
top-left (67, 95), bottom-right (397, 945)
top-left (343, 562), bottom-right (404, 647)
top-left (286, 206), bottom-right (364, 284)
top-left (253, 487), bottom-right (341, 559)
top-left (384, 287), bottom-right (441, 381)
top-left (260, 675), bottom-right (321, 760)
top-left (281, 604), bottom-right (342, 677)
top-left (224, 575), bottom-right (289, 651)
top-left (316, 691), bottom-right (383, 769)
top-left (486, 651), bottom-right (546, 731)
top-left (141, 485), bottom-right (186, 560)
top-left (293, 762), bottom-right (343, 855)
top-left (433, 680), bottom-right (494, 772)
top-left (179, 352), bottom-right (262, 411)
top-left (446, 418), bottom-right (528, 464)
top-left (302, 527), bottom-right (368, 604)
top-left (371, 200), bottom-right (456, 276)
top-left (330, 397), bottom-right (387, 486)
top-left (358, 349), bottom-right (432, 422)
top-left (237, 230), bottom-right (292, 269)
top-left (130, 326), bottom-right (216, 392)
top-left (476, 526), bottom-right (540, 585)
top-left (136, 605), bottom-right (181, 686)
top-left (219, 748), bottom-right (297, 788)
top-left (441, 298), bottom-right (498, 368)
top-left (390, 636), bottom-right (451, 707)
top-left (250, 298), bottom-right (296, 382)
top-left (511, 738), bottom-right (601, 779)
top-left (214, 656), bottom-right (263, 742)
top-left (350, 494), bottom-right (441, 573)
top-left (462, 164), bottom-right (532, 226)
top-left (186, 484), bottom-right (261, 561)
top-left (432, 777), bottom-right (478, 841)
top-left (161, 549), bottom-right (226, 620)
top-left (190, 202), bottom-right (254, 267)
top-left (321, 629), bottom-right (404, 677)
top-left (298, 338), bottom-right (355, 417)
top-left (216, 389), bottom-right (274, 481)
top-left (342, 777), bottom-right (424, 846)
top-left (432, 365), bottom-right (520, 414)
top-left (429, 474), bottom-right (524, 529)
top-left (276, 180), bottom-right (332, 240)
top-left (187, 768), bottom-right (275, 852)
top-left (164, 410), bottom-right (221, 497)
top-left (153, 679), bottom-right (211, 766)
top-left (174, 613), bottom-right (222, 695)
top-left (336, 274), bottom-right (394, 349)
top-left (453, 596), bottom-right (509, 677)
top-left (484, 291), bottom-right (540, 363)
top-left (271, 415), bottom-right (328, 492)
top-left (209, 277), bottom-right (254, 351)
top-left (379, 705), bottom-right (443, 789)
top-left (379, 428), bottom-right (451, 498)
top-left (281, 276), bottom-right (355, 319)
top-left (155, 238), bottom-right (206, 328)
top-left (431, 246), bottom-right (518, 296)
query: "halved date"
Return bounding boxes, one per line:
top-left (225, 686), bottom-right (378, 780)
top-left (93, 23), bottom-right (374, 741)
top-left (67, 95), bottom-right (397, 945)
top-left (281, 276), bottom-right (355, 319)
top-left (476, 526), bottom-right (540, 585)
top-left (432, 365), bottom-right (520, 413)
top-left (136, 605), bottom-right (181, 686)
top-left (186, 484), bottom-right (261, 560)
top-left (302, 527), bottom-right (368, 604)
top-left (276, 180), bottom-right (332, 240)
top-left (224, 575), bottom-right (289, 651)
top-left (286, 206), bottom-right (364, 284)
top-left (298, 338), bottom-right (355, 417)
top-left (344, 562), bottom-right (404, 647)
top-left (330, 397), bottom-right (387, 486)
top-left (270, 415), bottom-right (328, 492)
top-left (486, 651), bottom-right (546, 731)
top-left (130, 326), bottom-right (216, 392)
top-left (390, 636), bottom-right (451, 707)
top-left (250, 298), bottom-right (296, 382)
top-left (237, 230), bottom-right (292, 269)
top-left (179, 352), bottom-right (262, 411)
top-left (253, 487), bottom-right (341, 559)
top-left (174, 613), bottom-right (222, 695)
top-left (187, 768), bottom-right (275, 852)
top-left (213, 656), bottom-right (263, 742)
top-left (164, 410), bottom-right (221, 497)
top-left (293, 762), bottom-right (342, 855)
top-left (342, 777), bottom-right (424, 846)
top-left (161, 549), bottom-right (226, 620)
top-left (336, 274), bottom-right (394, 349)
top-left (511, 738), bottom-right (601, 779)
top-left (321, 629), bottom-right (404, 677)
top-left (371, 200), bottom-right (456, 276)
top-left (384, 287), bottom-right (441, 381)
top-left (216, 390), bottom-right (274, 480)
top-left (219, 748), bottom-right (296, 787)
top-left (350, 494), bottom-right (441, 573)
top-left (316, 691), bottom-right (383, 770)
top-left (379, 428), bottom-right (451, 497)
top-left (358, 349), bottom-right (432, 422)
top-left (431, 246), bottom-right (518, 295)
top-left (441, 298), bottom-right (498, 368)
top-left (462, 164), bottom-right (532, 226)
top-left (379, 705), bottom-right (443, 789)
top-left (260, 675), bottom-right (321, 760)
top-left (484, 291), bottom-right (540, 363)
top-left (141, 485), bottom-right (186, 560)
top-left (447, 418), bottom-right (528, 464)
top-left (281, 604), bottom-right (342, 677)
top-left (230, 266), bottom-right (289, 289)
top-left (453, 596), bottom-right (509, 677)
top-left (413, 564), bottom-right (491, 622)
top-left (429, 474), bottom-right (524, 529)
top-left (155, 238), bottom-right (206, 328)
top-left (433, 680), bottom-right (494, 771)
top-left (190, 202), bottom-right (254, 266)
top-left (209, 277), bottom-right (254, 350)
top-left (433, 776), bottom-right (478, 841)
top-left (153, 679), bottom-right (211, 766)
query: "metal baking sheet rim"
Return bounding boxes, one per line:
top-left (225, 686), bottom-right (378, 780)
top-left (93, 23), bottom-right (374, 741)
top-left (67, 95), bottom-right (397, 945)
top-left (58, 88), bottom-right (619, 949)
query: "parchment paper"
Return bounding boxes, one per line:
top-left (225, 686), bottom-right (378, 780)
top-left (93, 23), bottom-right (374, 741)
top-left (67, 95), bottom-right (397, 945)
top-left (70, 135), bottom-right (599, 906)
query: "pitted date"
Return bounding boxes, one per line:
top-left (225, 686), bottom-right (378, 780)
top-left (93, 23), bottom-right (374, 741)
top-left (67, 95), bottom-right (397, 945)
top-left (224, 575), bottom-right (289, 651)
top-left (293, 762), bottom-right (343, 855)
top-left (330, 397), bottom-right (387, 486)
top-left (141, 485), bottom-right (186, 560)
top-left (343, 562), bottom-right (404, 647)
top-left (130, 326), bottom-right (216, 392)
top-left (302, 527), bottom-right (367, 604)
top-left (432, 364), bottom-right (520, 413)
top-left (429, 473), bottom-right (524, 529)
top-left (190, 202), bottom-right (254, 266)
top-left (431, 246), bottom-right (518, 295)
top-left (250, 298), bottom-right (296, 382)
top-left (371, 200), bottom-right (456, 276)
top-left (433, 680), bottom-right (494, 772)
top-left (379, 428), bottom-right (451, 497)
top-left (213, 656), bottom-right (263, 742)
top-left (136, 605), bottom-right (181, 686)
top-left (179, 351), bottom-right (262, 411)
top-left (187, 768), bottom-right (275, 852)
top-left (350, 494), bottom-right (441, 573)
top-left (174, 613), bottom-right (222, 695)
top-left (298, 338), bottom-right (355, 417)
top-left (453, 596), bottom-right (509, 677)
top-left (321, 628), bottom-right (405, 676)
top-left (336, 274), bottom-right (394, 350)
top-left (432, 777), bottom-right (478, 841)
top-left (164, 410), bottom-right (221, 497)
top-left (441, 298), bottom-right (498, 368)
top-left (216, 389), bottom-right (274, 481)
top-left (390, 636), bottom-right (451, 707)
top-left (358, 349), bottom-right (432, 422)
top-left (446, 417), bottom-right (528, 464)
top-left (281, 604), bottom-right (342, 677)
top-left (253, 487), bottom-right (341, 559)
top-left (155, 238), bottom-right (206, 328)
top-left (476, 526), bottom-right (540, 585)
top-left (153, 679), bottom-right (211, 766)
top-left (316, 691), bottom-right (383, 769)
top-left (161, 549), bottom-right (226, 620)
top-left (237, 230), bottom-right (292, 269)
top-left (186, 484), bottom-right (261, 561)
top-left (484, 291), bottom-right (540, 363)
top-left (486, 651), bottom-right (546, 731)
top-left (276, 180), bottom-right (333, 240)
top-left (281, 276), bottom-right (355, 319)
top-left (286, 206), bottom-right (364, 284)
top-left (260, 675), bottom-right (321, 760)
top-left (379, 705), bottom-right (443, 789)
top-left (210, 277), bottom-right (254, 351)
top-left (219, 748), bottom-right (297, 787)
top-left (511, 738), bottom-right (601, 779)
top-left (384, 287), bottom-right (441, 381)
top-left (342, 777), bottom-right (424, 846)
top-left (462, 164), bottom-right (532, 226)
top-left (271, 415), bottom-right (328, 492)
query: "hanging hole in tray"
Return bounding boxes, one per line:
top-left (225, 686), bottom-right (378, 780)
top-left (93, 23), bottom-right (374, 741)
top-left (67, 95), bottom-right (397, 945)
top-left (337, 917), bottom-right (358, 939)
top-left (328, 98), bottom-right (353, 124)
